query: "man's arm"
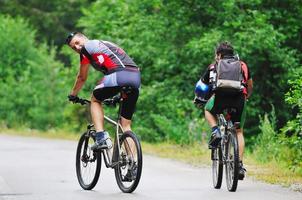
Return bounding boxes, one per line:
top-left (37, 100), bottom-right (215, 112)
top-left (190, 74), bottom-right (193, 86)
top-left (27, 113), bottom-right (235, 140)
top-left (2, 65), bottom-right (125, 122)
top-left (70, 63), bottom-right (90, 96)
top-left (247, 79), bottom-right (253, 99)
top-left (245, 62), bottom-right (253, 99)
top-left (201, 69), bottom-right (210, 84)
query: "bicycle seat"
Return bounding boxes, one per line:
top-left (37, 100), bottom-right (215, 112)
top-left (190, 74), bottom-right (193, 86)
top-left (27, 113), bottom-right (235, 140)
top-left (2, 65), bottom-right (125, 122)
top-left (103, 95), bottom-right (121, 106)
top-left (121, 86), bottom-right (135, 94)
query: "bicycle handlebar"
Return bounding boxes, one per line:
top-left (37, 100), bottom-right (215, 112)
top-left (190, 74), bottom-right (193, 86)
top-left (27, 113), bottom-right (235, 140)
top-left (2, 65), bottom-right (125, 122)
top-left (71, 95), bottom-right (121, 107)
top-left (71, 98), bottom-right (90, 105)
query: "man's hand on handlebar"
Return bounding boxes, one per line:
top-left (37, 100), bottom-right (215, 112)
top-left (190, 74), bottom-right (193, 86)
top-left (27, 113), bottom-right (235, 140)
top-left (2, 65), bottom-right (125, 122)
top-left (68, 95), bottom-right (80, 103)
top-left (193, 96), bottom-right (207, 109)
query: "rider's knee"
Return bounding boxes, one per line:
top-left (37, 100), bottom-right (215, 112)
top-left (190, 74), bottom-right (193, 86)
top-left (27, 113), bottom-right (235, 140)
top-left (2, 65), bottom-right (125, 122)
top-left (236, 128), bottom-right (243, 135)
top-left (91, 94), bottom-right (100, 103)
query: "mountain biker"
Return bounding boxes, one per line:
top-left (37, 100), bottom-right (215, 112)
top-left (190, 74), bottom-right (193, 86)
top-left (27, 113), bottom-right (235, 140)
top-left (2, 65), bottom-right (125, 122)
top-left (65, 32), bottom-right (140, 151)
top-left (195, 42), bottom-right (253, 180)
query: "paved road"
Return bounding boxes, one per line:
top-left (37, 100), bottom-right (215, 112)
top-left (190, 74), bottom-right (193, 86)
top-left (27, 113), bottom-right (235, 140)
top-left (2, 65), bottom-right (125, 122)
top-left (0, 134), bottom-right (301, 200)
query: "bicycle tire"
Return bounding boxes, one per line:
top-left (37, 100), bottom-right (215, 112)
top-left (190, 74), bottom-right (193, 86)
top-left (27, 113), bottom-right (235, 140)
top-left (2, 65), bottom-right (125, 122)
top-left (114, 131), bottom-right (143, 193)
top-left (211, 147), bottom-right (223, 189)
top-left (76, 132), bottom-right (101, 190)
top-left (225, 131), bottom-right (239, 192)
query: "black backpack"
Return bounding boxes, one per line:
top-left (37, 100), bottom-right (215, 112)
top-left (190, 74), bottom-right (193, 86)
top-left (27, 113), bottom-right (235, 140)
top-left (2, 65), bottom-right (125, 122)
top-left (212, 57), bottom-right (244, 94)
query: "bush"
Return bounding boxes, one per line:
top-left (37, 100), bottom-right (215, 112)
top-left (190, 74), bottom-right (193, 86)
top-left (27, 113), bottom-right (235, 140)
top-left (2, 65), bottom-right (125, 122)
top-left (132, 80), bottom-right (207, 144)
top-left (0, 15), bottom-right (68, 130)
top-left (254, 110), bottom-right (302, 174)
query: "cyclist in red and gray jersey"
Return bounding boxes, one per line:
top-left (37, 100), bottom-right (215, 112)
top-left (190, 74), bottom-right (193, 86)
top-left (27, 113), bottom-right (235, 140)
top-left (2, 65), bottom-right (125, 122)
top-left (66, 32), bottom-right (140, 150)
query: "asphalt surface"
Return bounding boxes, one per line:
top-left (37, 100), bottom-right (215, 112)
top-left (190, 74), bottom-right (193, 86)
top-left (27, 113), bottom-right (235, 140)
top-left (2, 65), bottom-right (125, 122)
top-left (0, 134), bottom-right (301, 200)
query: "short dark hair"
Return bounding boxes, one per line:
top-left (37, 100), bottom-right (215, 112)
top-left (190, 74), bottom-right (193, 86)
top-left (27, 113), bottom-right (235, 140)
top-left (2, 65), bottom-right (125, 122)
top-left (65, 31), bottom-right (80, 45)
top-left (215, 42), bottom-right (234, 57)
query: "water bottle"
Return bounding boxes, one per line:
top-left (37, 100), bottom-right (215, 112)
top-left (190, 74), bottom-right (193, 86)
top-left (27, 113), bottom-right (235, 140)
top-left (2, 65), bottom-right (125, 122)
top-left (209, 69), bottom-right (216, 89)
top-left (220, 125), bottom-right (225, 137)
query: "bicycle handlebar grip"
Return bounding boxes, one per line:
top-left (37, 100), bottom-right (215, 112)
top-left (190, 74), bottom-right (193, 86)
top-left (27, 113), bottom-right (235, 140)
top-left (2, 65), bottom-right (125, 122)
top-left (68, 95), bottom-right (79, 103)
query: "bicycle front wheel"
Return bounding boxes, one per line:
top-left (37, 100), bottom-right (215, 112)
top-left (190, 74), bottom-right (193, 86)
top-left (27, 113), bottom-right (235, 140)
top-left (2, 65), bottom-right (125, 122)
top-left (211, 147), bottom-right (223, 189)
top-left (225, 131), bottom-right (239, 192)
top-left (114, 131), bottom-right (143, 193)
top-left (76, 132), bottom-right (101, 190)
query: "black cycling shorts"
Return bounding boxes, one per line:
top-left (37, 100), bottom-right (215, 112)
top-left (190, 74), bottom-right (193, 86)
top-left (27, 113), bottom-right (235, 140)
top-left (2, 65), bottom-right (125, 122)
top-left (205, 92), bottom-right (246, 128)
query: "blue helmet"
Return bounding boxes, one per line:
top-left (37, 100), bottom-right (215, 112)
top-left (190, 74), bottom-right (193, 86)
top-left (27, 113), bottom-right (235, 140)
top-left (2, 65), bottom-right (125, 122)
top-left (195, 80), bottom-right (210, 98)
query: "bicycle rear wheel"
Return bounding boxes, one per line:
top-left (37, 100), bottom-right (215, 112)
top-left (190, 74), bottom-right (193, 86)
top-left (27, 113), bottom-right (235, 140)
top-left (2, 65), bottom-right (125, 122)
top-left (114, 131), bottom-right (143, 193)
top-left (225, 131), bottom-right (239, 192)
top-left (76, 132), bottom-right (101, 190)
top-left (211, 147), bottom-right (223, 189)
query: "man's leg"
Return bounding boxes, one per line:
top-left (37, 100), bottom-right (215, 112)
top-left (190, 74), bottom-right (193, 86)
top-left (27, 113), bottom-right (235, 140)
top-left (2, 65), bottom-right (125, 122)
top-left (236, 128), bottom-right (245, 161)
top-left (120, 117), bottom-right (135, 154)
top-left (90, 95), bottom-right (110, 150)
top-left (205, 110), bottom-right (217, 127)
top-left (120, 88), bottom-right (139, 132)
top-left (91, 95), bottom-right (104, 132)
top-left (237, 128), bottom-right (246, 180)
top-left (204, 96), bottom-right (221, 148)
top-left (205, 110), bottom-right (221, 148)
top-left (91, 86), bottom-right (120, 132)
top-left (236, 95), bottom-right (247, 180)
top-left (120, 117), bottom-right (132, 132)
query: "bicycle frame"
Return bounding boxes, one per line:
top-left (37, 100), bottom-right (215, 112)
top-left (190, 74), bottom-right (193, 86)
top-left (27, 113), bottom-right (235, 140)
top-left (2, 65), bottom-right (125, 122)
top-left (102, 99), bottom-right (125, 168)
top-left (212, 110), bottom-right (240, 192)
top-left (82, 97), bottom-right (126, 169)
top-left (217, 113), bottom-right (236, 162)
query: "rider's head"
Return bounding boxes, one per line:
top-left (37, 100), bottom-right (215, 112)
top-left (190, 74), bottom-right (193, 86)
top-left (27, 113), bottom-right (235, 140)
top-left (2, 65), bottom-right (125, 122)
top-left (65, 32), bottom-right (88, 53)
top-left (215, 41), bottom-right (234, 60)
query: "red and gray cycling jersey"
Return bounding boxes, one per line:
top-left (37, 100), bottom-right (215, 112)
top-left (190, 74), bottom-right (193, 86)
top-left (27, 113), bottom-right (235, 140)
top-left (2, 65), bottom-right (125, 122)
top-left (80, 40), bottom-right (138, 75)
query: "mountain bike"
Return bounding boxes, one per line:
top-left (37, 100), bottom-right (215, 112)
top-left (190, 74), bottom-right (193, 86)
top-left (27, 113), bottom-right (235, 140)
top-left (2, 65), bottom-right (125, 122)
top-left (74, 86), bottom-right (143, 193)
top-left (211, 108), bottom-right (240, 192)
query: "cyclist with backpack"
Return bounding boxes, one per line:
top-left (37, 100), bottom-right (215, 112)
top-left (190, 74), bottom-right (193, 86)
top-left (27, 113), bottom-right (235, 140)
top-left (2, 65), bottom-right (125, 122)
top-left (195, 42), bottom-right (253, 180)
top-left (65, 32), bottom-right (140, 151)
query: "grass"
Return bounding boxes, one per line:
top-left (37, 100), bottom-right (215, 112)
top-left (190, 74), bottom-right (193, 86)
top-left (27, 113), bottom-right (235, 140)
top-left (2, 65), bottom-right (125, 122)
top-left (0, 128), bottom-right (301, 191)
top-left (142, 141), bottom-right (211, 166)
top-left (0, 127), bottom-right (80, 141)
top-left (244, 156), bottom-right (302, 191)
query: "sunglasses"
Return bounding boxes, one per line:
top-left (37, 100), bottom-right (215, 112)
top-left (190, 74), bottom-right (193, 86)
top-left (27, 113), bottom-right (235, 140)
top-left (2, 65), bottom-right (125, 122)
top-left (65, 32), bottom-right (78, 45)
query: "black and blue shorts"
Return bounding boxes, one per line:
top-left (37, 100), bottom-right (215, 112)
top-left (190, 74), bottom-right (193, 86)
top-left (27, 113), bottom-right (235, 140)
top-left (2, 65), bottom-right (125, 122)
top-left (93, 67), bottom-right (141, 120)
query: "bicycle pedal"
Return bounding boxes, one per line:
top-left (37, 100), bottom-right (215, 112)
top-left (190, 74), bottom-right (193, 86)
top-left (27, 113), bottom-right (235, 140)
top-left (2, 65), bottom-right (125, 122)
top-left (238, 173), bottom-right (245, 180)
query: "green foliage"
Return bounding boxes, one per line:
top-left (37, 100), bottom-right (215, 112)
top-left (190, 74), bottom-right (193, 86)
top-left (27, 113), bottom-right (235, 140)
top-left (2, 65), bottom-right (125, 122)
top-left (278, 69), bottom-right (302, 172)
top-left (0, 15), bottom-right (68, 130)
top-left (284, 69), bottom-right (302, 134)
top-left (255, 111), bottom-right (302, 174)
top-left (133, 81), bottom-right (207, 144)
top-left (255, 112), bottom-right (279, 162)
top-left (0, 0), bottom-right (94, 47)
